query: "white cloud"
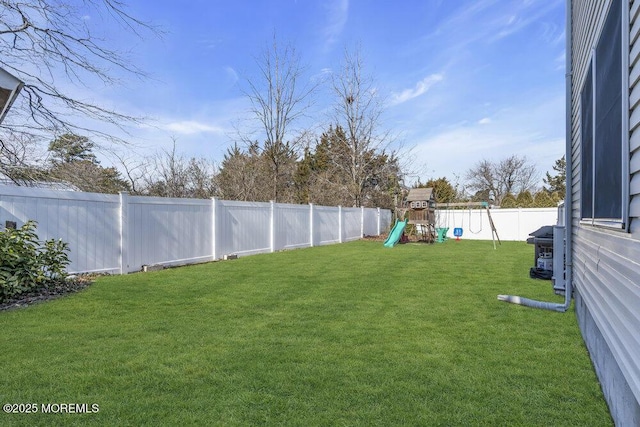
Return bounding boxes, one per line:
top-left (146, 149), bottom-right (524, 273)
top-left (488, 1), bottom-right (563, 42)
top-left (406, 95), bottom-right (565, 186)
top-left (390, 74), bottom-right (444, 106)
top-left (311, 67), bottom-right (333, 82)
top-left (322, 0), bottom-right (349, 51)
top-left (160, 121), bottom-right (225, 135)
top-left (224, 66), bottom-right (239, 86)
top-left (198, 38), bottom-right (223, 50)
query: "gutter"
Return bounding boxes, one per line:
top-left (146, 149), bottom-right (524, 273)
top-left (498, 0), bottom-right (573, 312)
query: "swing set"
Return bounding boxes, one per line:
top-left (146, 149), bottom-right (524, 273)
top-left (434, 201), bottom-right (501, 249)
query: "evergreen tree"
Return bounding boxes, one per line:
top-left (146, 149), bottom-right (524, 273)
top-left (293, 125), bottom-right (401, 208)
top-left (417, 177), bottom-right (457, 204)
top-left (46, 133), bottom-right (129, 193)
top-left (543, 155), bottom-right (566, 196)
top-left (216, 143), bottom-right (265, 201)
top-left (48, 134), bottom-right (97, 165)
top-left (515, 190), bottom-right (534, 207)
top-left (500, 193), bottom-right (517, 208)
top-left (533, 190), bottom-right (555, 207)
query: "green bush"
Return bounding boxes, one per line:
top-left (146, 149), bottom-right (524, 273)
top-left (0, 220), bottom-right (70, 302)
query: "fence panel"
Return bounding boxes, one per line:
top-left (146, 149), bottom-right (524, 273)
top-left (342, 207), bottom-right (363, 241)
top-left (1, 185), bottom-right (391, 273)
top-left (363, 208), bottom-right (379, 236)
top-left (127, 196), bottom-right (213, 272)
top-left (380, 209), bottom-right (392, 233)
top-left (0, 186), bottom-right (120, 273)
top-left (273, 203), bottom-right (311, 251)
top-left (435, 208), bottom-right (558, 241)
top-left (216, 200), bottom-right (271, 257)
top-left (313, 206), bottom-right (340, 245)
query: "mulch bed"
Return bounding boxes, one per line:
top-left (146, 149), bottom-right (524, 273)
top-left (362, 234), bottom-right (388, 242)
top-left (0, 276), bottom-right (95, 311)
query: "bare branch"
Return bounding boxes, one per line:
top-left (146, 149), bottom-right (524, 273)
top-left (238, 33), bottom-right (319, 202)
top-left (329, 46), bottom-right (397, 207)
top-left (0, 0), bottom-right (160, 144)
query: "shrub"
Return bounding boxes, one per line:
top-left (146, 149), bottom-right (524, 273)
top-left (0, 220), bottom-right (70, 302)
top-left (500, 193), bottom-right (517, 208)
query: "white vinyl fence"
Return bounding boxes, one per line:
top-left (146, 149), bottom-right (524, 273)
top-left (0, 185), bottom-right (392, 274)
top-left (434, 207), bottom-right (560, 242)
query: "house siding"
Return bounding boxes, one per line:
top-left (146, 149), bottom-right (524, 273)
top-left (632, 0), bottom-right (640, 226)
top-left (571, 0), bottom-right (640, 424)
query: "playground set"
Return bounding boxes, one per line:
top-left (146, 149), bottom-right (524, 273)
top-left (383, 188), bottom-right (500, 248)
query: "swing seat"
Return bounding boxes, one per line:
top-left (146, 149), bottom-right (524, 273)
top-left (435, 227), bottom-right (449, 243)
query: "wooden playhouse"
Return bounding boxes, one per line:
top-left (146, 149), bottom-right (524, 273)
top-left (403, 187), bottom-right (436, 242)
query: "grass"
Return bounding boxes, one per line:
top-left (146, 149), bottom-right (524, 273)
top-left (0, 240), bottom-right (612, 426)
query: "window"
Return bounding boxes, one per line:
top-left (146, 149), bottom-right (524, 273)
top-left (580, 0), bottom-right (629, 229)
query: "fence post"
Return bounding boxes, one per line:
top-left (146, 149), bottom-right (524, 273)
top-left (211, 197), bottom-right (217, 261)
top-left (119, 191), bottom-right (129, 275)
top-left (518, 207), bottom-right (521, 241)
top-left (361, 206), bottom-right (365, 237)
top-left (309, 203), bottom-right (314, 247)
top-left (377, 207), bottom-right (381, 235)
top-left (338, 205), bottom-right (343, 243)
top-left (270, 200), bottom-right (275, 253)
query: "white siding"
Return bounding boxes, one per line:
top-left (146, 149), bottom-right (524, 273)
top-left (571, 0), bottom-right (640, 418)
top-left (631, 0), bottom-right (640, 229)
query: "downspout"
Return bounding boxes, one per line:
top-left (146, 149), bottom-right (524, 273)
top-left (498, 0), bottom-right (573, 312)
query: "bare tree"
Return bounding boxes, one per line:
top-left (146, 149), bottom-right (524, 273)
top-left (111, 149), bottom-right (148, 195)
top-left (240, 33), bottom-right (318, 202)
top-left (464, 154), bottom-right (539, 205)
top-left (0, 0), bottom-right (158, 145)
top-left (330, 47), bottom-right (396, 207)
top-left (0, 133), bottom-right (47, 184)
top-left (140, 139), bottom-right (218, 199)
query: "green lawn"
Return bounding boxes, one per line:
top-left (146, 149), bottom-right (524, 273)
top-left (0, 240), bottom-right (612, 426)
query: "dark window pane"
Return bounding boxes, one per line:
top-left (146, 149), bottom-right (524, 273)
top-left (594, 0), bottom-right (622, 220)
top-left (581, 64), bottom-right (593, 219)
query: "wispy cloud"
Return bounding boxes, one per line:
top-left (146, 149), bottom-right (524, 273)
top-left (390, 74), bottom-right (443, 106)
top-left (224, 66), bottom-right (239, 86)
top-left (322, 0), bottom-right (349, 51)
top-left (488, 2), bottom-right (561, 42)
top-left (160, 121), bottom-right (225, 135)
top-left (408, 93), bottom-right (565, 184)
top-left (409, 0), bottom-right (563, 59)
top-left (198, 38), bottom-right (223, 50)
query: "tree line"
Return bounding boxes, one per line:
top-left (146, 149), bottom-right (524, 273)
top-left (415, 155), bottom-right (565, 208)
top-left (3, 129), bottom-right (564, 210)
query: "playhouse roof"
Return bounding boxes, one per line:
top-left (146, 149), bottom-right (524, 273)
top-left (406, 187), bottom-right (434, 202)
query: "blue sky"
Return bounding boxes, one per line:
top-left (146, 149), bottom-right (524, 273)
top-left (89, 0), bottom-right (566, 186)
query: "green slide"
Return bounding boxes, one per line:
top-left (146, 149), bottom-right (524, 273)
top-left (383, 219), bottom-right (408, 248)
